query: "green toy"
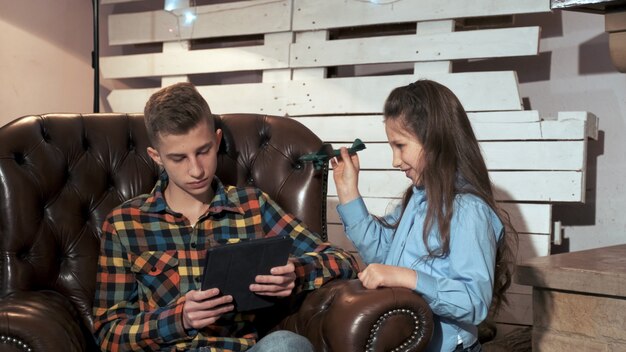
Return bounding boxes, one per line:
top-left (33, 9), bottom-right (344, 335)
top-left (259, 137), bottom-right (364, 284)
top-left (299, 138), bottom-right (366, 170)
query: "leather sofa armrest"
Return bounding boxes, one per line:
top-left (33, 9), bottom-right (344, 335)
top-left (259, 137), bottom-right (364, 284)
top-left (280, 279), bottom-right (434, 352)
top-left (0, 291), bottom-right (90, 352)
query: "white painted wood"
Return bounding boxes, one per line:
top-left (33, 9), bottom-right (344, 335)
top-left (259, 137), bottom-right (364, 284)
top-left (468, 111), bottom-right (540, 123)
top-left (262, 32), bottom-right (295, 83)
top-left (291, 68), bottom-right (327, 80)
top-left (290, 27), bottom-right (541, 68)
top-left (416, 20), bottom-right (455, 35)
top-left (292, 31), bottom-right (328, 80)
top-left (499, 203), bottom-right (551, 235)
top-left (262, 69), bottom-right (292, 83)
top-left (101, 42), bottom-right (290, 79)
top-left (108, 0), bottom-right (292, 45)
top-left (414, 20), bottom-right (454, 74)
top-left (327, 198), bottom-right (552, 235)
top-left (294, 115), bottom-right (386, 142)
top-left (292, 112), bottom-right (586, 143)
top-left (282, 72), bottom-right (522, 114)
top-left (161, 43), bottom-right (190, 86)
top-left (558, 111), bottom-right (599, 139)
top-left (325, 170), bottom-right (584, 202)
top-left (108, 82), bottom-right (287, 114)
top-left (292, 0), bottom-right (550, 31)
top-left (413, 61), bottom-right (452, 74)
top-left (490, 171), bottom-right (584, 203)
top-left (469, 119), bottom-right (591, 140)
top-left (108, 71), bottom-right (523, 114)
top-left (327, 141), bottom-right (585, 171)
top-left (480, 141), bottom-right (585, 170)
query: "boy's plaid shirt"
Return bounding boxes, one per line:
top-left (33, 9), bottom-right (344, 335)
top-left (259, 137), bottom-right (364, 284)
top-left (93, 175), bottom-right (358, 351)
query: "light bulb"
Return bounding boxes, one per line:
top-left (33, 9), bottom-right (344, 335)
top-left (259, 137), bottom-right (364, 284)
top-left (184, 11), bottom-right (197, 25)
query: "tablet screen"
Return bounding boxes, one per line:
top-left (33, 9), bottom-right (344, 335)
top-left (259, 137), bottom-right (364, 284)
top-left (201, 235), bottom-right (294, 311)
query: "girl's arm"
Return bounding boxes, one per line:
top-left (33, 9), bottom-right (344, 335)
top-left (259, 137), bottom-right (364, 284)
top-left (333, 146), bottom-right (399, 263)
top-left (337, 197), bottom-right (400, 265)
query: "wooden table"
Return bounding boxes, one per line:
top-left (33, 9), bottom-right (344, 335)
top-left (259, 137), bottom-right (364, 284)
top-left (516, 244), bottom-right (626, 351)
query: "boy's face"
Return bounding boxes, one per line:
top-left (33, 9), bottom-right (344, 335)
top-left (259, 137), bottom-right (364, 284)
top-left (147, 118), bottom-right (222, 200)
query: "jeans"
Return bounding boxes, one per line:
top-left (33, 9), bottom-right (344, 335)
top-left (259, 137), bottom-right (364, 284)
top-left (453, 340), bottom-right (482, 352)
top-left (247, 330), bottom-right (314, 352)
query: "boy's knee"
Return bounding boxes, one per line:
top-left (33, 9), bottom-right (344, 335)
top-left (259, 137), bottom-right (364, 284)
top-left (256, 330), bottom-right (314, 352)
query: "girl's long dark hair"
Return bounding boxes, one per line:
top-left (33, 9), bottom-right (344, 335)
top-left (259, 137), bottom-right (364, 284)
top-left (383, 79), bottom-right (517, 315)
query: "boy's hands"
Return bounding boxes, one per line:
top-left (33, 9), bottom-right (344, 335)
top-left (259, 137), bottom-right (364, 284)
top-left (250, 260), bottom-right (296, 297)
top-left (183, 260), bottom-right (295, 328)
top-left (182, 289), bottom-right (234, 330)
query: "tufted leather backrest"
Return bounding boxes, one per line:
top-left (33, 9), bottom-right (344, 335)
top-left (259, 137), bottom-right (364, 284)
top-left (0, 113), bottom-right (326, 338)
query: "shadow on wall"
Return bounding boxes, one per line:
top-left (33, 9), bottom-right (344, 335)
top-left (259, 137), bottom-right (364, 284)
top-left (452, 11), bottom-right (564, 83)
top-left (551, 130), bottom-right (605, 254)
top-left (514, 11), bottom-right (564, 39)
top-left (579, 33), bottom-right (615, 74)
top-left (452, 52), bottom-right (553, 84)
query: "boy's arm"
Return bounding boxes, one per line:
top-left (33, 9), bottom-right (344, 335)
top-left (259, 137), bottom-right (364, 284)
top-left (259, 192), bottom-right (359, 291)
top-left (93, 220), bottom-right (191, 351)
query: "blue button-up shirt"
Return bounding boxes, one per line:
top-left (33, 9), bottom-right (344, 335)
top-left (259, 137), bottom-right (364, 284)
top-left (337, 186), bottom-right (503, 352)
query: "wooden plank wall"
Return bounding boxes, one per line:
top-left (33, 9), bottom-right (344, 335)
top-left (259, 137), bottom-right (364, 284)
top-left (101, 0), bottom-right (598, 332)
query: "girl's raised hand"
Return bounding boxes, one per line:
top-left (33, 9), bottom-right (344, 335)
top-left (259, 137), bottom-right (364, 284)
top-left (331, 147), bottom-right (361, 204)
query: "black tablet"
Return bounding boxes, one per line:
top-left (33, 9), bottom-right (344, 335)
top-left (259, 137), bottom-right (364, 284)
top-left (201, 235), bottom-right (294, 311)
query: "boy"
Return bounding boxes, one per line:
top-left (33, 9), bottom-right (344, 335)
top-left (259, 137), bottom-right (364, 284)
top-left (93, 82), bottom-right (358, 351)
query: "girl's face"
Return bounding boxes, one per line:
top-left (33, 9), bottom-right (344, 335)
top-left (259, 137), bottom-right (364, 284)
top-left (385, 118), bottom-right (425, 186)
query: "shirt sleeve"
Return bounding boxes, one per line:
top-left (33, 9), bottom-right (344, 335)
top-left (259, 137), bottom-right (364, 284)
top-left (414, 197), bottom-right (502, 325)
top-left (93, 218), bottom-right (192, 351)
top-left (336, 197), bottom-right (400, 265)
top-left (258, 191), bottom-right (359, 291)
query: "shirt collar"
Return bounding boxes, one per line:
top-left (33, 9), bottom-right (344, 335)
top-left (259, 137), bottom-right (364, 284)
top-left (411, 185), bottom-right (427, 205)
top-left (139, 172), bottom-right (244, 215)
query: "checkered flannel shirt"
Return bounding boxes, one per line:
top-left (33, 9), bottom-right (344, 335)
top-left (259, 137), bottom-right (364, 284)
top-left (93, 174), bottom-right (358, 351)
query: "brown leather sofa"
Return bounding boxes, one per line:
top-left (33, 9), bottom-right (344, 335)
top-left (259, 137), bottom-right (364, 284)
top-left (0, 113), bottom-right (433, 352)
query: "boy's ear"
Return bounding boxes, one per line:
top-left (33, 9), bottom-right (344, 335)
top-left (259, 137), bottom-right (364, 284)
top-left (147, 146), bottom-right (162, 166)
top-left (215, 128), bottom-right (223, 148)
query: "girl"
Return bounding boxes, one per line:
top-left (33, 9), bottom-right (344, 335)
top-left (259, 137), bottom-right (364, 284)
top-left (331, 80), bottom-right (515, 352)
